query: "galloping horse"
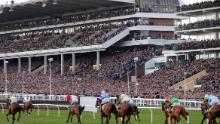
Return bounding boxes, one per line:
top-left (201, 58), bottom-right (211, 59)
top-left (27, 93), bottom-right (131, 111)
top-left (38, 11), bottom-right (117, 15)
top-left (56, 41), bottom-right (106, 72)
top-left (96, 98), bottom-right (119, 124)
top-left (161, 102), bottom-right (170, 124)
top-left (66, 104), bottom-right (84, 124)
top-left (6, 102), bottom-right (24, 124)
top-left (162, 103), bottom-right (189, 124)
top-left (117, 102), bottom-right (140, 124)
top-left (200, 102), bottom-right (217, 124)
top-left (23, 102), bottom-right (33, 114)
top-left (202, 102), bottom-right (220, 124)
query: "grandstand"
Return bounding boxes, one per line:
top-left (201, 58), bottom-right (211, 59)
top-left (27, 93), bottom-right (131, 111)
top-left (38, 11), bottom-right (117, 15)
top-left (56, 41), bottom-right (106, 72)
top-left (161, 0), bottom-right (220, 99)
top-left (0, 0), bottom-right (183, 98)
top-left (0, 0), bottom-right (219, 101)
top-left (0, 0), bottom-right (220, 124)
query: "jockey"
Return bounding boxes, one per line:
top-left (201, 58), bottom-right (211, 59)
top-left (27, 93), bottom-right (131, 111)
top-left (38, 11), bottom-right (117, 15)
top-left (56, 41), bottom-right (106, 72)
top-left (66, 94), bottom-right (84, 112)
top-left (23, 95), bottom-right (31, 103)
top-left (67, 94), bottom-right (79, 106)
top-left (119, 93), bottom-right (136, 114)
top-left (204, 94), bottom-right (219, 107)
top-left (164, 95), bottom-right (180, 113)
top-left (165, 95), bottom-right (180, 107)
top-left (99, 90), bottom-right (110, 105)
top-left (120, 93), bottom-right (133, 104)
top-left (10, 96), bottom-right (18, 104)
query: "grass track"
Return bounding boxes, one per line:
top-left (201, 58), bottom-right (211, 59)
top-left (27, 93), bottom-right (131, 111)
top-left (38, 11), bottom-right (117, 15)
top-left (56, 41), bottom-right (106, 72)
top-left (0, 109), bottom-right (203, 124)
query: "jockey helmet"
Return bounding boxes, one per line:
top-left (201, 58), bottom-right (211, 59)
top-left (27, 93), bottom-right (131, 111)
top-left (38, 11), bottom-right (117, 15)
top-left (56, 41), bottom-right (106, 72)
top-left (165, 96), bottom-right (170, 102)
top-left (101, 90), bottom-right (106, 94)
top-left (204, 94), bottom-right (209, 100)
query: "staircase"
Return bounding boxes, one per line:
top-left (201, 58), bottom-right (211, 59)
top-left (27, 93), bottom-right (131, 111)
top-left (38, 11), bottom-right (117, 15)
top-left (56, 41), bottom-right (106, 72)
top-left (65, 33), bottom-right (82, 47)
top-left (144, 56), bottom-right (166, 75)
top-left (102, 28), bottom-right (129, 48)
top-left (32, 65), bottom-right (44, 74)
top-left (169, 70), bottom-right (208, 91)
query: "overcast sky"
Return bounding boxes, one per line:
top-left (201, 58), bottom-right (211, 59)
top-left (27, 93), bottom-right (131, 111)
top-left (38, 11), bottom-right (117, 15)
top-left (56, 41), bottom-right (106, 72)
top-left (0, 0), bottom-right (214, 6)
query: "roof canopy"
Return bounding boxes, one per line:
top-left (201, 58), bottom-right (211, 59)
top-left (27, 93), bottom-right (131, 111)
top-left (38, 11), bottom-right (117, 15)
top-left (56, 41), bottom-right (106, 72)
top-left (0, 0), bottom-right (131, 23)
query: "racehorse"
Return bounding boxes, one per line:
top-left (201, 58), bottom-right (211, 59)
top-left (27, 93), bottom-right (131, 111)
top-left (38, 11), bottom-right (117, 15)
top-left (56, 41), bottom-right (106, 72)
top-left (66, 104), bottom-right (84, 124)
top-left (96, 98), bottom-right (119, 124)
top-left (6, 102), bottom-right (24, 124)
top-left (162, 103), bottom-right (189, 124)
top-left (202, 102), bottom-right (220, 124)
top-left (161, 102), bottom-right (170, 124)
top-left (23, 102), bottom-right (33, 114)
top-left (117, 102), bottom-right (140, 124)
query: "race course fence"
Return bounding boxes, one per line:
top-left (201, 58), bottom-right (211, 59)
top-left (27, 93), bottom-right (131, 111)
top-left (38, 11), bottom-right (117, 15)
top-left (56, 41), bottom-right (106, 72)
top-left (0, 93), bottom-right (203, 109)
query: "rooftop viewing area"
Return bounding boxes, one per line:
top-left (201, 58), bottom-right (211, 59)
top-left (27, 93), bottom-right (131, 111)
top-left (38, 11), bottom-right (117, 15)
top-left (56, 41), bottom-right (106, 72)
top-left (177, 0), bottom-right (220, 12)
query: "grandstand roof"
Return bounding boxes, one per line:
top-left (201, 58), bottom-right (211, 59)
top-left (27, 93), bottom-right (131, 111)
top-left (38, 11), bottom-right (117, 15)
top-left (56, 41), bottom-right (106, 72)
top-left (0, 0), bottom-right (132, 23)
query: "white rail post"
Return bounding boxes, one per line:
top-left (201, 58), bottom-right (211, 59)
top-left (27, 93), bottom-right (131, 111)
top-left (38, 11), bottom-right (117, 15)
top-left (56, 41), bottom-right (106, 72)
top-left (1, 104), bottom-right (4, 114)
top-left (150, 108), bottom-right (153, 123)
top-left (46, 105), bottom-right (49, 116)
top-left (57, 106), bottom-right (60, 117)
top-left (37, 105), bottom-right (40, 116)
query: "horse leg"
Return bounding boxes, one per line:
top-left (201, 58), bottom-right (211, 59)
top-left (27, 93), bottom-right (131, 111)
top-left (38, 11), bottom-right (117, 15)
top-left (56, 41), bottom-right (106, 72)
top-left (115, 114), bottom-right (119, 124)
top-left (77, 114), bottom-right (81, 124)
top-left (165, 117), bottom-right (168, 124)
top-left (17, 111), bottom-right (21, 121)
top-left (12, 114), bottom-right (15, 124)
top-left (29, 106), bottom-right (33, 114)
top-left (106, 115), bottom-right (110, 124)
top-left (101, 116), bottom-right (103, 124)
top-left (201, 116), bottom-right (206, 124)
top-left (6, 112), bottom-right (10, 122)
top-left (125, 115), bottom-right (131, 124)
top-left (122, 116), bottom-right (125, 124)
top-left (71, 113), bottom-right (74, 122)
top-left (66, 110), bottom-right (71, 123)
top-left (170, 117), bottom-right (173, 124)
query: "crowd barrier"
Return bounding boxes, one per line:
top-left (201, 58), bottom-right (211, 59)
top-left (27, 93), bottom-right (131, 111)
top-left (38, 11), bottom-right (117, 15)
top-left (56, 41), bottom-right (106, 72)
top-left (0, 93), bottom-right (203, 109)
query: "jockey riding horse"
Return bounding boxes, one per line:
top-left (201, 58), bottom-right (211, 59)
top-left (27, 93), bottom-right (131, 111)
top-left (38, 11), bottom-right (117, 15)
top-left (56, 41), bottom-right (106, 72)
top-left (6, 96), bottom-right (24, 124)
top-left (117, 93), bottom-right (140, 123)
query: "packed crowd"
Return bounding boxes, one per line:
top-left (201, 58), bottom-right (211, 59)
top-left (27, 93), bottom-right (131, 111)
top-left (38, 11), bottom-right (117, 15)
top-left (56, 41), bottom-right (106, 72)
top-left (0, 19), bottom-right (138, 53)
top-left (195, 68), bottom-right (220, 97)
top-left (177, 0), bottom-right (220, 12)
top-left (164, 39), bottom-right (220, 51)
top-left (178, 19), bottom-right (220, 31)
top-left (138, 58), bottom-right (220, 99)
top-left (0, 5), bottom-right (138, 32)
top-left (0, 47), bottom-right (162, 96)
top-left (0, 46), bottom-right (220, 99)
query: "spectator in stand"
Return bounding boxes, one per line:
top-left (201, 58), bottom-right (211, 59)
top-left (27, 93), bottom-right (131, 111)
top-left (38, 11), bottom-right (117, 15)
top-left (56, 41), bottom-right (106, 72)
top-left (164, 39), bottom-right (220, 51)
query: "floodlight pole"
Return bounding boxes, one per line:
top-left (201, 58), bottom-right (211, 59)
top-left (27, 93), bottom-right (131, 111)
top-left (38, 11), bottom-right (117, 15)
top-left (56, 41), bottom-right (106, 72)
top-left (48, 58), bottom-right (53, 96)
top-left (184, 72), bottom-right (187, 106)
top-left (127, 71), bottom-right (130, 95)
top-left (134, 57), bottom-right (139, 96)
top-left (4, 60), bottom-right (8, 94)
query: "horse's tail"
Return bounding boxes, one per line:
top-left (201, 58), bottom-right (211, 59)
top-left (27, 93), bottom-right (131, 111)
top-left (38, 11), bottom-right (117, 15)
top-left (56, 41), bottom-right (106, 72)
top-left (132, 105), bottom-right (141, 121)
top-left (79, 105), bottom-right (85, 114)
top-left (133, 105), bottom-right (140, 114)
top-left (180, 106), bottom-right (190, 124)
top-left (111, 104), bottom-right (118, 116)
top-left (181, 106), bottom-right (189, 116)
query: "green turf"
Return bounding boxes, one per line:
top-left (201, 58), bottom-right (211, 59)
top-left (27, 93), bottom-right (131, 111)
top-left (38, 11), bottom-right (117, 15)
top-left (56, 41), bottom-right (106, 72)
top-left (0, 109), bottom-right (203, 124)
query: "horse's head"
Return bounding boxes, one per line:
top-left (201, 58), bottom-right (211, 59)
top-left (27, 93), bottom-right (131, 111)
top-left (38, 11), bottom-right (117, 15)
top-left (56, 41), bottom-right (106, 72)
top-left (96, 98), bottom-right (101, 108)
top-left (161, 101), bottom-right (170, 112)
top-left (201, 102), bottom-right (209, 115)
